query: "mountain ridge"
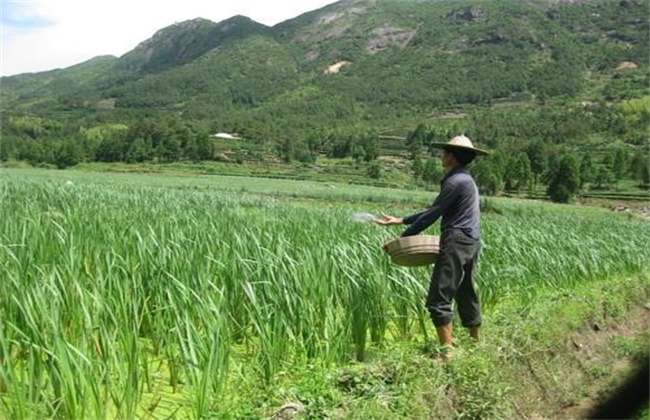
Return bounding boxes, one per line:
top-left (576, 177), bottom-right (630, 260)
top-left (118, 16), bottom-right (273, 74)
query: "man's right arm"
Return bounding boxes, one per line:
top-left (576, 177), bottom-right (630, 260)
top-left (401, 178), bottom-right (458, 236)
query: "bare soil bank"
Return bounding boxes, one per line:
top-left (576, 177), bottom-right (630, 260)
top-left (518, 302), bottom-right (649, 419)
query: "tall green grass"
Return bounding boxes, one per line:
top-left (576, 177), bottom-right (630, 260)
top-left (1, 169), bottom-right (648, 417)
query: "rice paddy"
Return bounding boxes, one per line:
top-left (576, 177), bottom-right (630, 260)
top-left (1, 168), bottom-right (648, 418)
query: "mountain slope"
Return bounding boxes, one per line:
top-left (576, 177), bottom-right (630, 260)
top-left (109, 33), bottom-right (301, 114)
top-left (0, 0), bottom-right (647, 143)
top-left (0, 55), bottom-right (118, 112)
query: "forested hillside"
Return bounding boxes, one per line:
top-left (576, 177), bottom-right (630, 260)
top-left (1, 0), bottom-right (648, 202)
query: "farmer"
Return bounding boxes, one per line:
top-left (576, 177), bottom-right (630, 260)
top-left (375, 135), bottom-right (489, 360)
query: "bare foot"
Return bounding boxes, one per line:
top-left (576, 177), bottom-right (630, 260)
top-left (433, 345), bottom-right (454, 362)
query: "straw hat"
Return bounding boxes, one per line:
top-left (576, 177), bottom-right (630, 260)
top-left (431, 135), bottom-right (489, 156)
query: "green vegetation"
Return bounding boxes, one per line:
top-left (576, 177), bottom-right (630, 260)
top-left (1, 168), bottom-right (648, 418)
top-left (1, 0), bottom-right (649, 411)
top-left (1, 0), bottom-right (648, 204)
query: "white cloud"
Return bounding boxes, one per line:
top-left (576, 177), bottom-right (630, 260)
top-left (1, 0), bottom-right (334, 76)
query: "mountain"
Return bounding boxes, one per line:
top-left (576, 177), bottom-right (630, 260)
top-left (118, 16), bottom-right (272, 74)
top-left (1, 0), bottom-right (648, 165)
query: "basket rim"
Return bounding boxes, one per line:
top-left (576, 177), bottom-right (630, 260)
top-left (383, 234), bottom-right (439, 251)
top-left (382, 235), bottom-right (439, 266)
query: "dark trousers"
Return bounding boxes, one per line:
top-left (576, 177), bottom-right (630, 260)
top-left (426, 228), bottom-right (481, 328)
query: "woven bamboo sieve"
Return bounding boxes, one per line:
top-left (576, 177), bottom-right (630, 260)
top-left (382, 235), bottom-right (440, 266)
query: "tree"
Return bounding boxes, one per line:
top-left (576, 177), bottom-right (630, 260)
top-left (579, 152), bottom-right (595, 188)
top-left (125, 137), bottom-right (152, 163)
top-left (504, 152), bottom-right (531, 193)
top-left (594, 166), bottom-right (614, 189)
top-left (472, 158), bottom-right (502, 196)
top-left (277, 137), bottom-right (294, 163)
top-left (325, 132), bottom-right (352, 159)
top-left (367, 161), bottom-right (381, 179)
top-left (629, 150), bottom-right (649, 187)
top-left (184, 136), bottom-right (200, 162)
top-left (489, 148), bottom-right (509, 182)
top-left (513, 153), bottom-right (532, 193)
top-left (612, 144), bottom-right (628, 180)
top-left (195, 133), bottom-right (214, 161)
top-left (359, 132), bottom-right (379, 162)
top-left (54, 139), bottom-right (84, 169)
top-left (547, 153), bottom-right (580, 203)
top-left (421, 157), bottom-right (443, 185)
top-left (542, 149), bottom-right (560, 185)
top-left (406, 124), bottom-right (427, 159)
top-left (601, 151), bottom-right (624, 185)
top-left (95, 135), bottom-right (125, 162)
top-left (158, 134), bottom-right (181, 162)
top-left (412, 158), bottom-right (424, 180)
top-left (0, 136), bottom-right (15, 161)
top-left (351, 136), bottom-right (367, 163)
top-left (526, 140), bottom-right (548, 188)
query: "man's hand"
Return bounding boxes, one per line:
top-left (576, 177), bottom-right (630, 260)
top-left (374, 213), bottom-right (403, 226)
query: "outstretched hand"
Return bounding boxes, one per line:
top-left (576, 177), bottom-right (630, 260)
top-left (374, 213), bottom-right (403, 226)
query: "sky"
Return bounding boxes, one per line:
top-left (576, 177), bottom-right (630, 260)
top-left (0, 0), bottom-right (335, 77)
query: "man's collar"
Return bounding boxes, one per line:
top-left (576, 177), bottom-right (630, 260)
top-left (441, 164), bottom-right (468, 182)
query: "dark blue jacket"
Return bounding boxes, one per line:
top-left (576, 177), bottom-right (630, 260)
top-left (401, 166), bottom-right (481, 240)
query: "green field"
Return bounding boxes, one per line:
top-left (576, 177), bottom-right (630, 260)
top-left (1, 168), bottom-right (649, 419)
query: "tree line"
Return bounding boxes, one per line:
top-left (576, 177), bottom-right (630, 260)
top-left (403, 122), bottom-right (649, 203)
top-left (1, 116), bottom-right (213, 169)
top-left (1, 104), bottom-right (648, 204)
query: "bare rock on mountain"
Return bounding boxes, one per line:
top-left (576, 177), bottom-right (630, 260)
top-left (367, 25), bottom-right (416, 53)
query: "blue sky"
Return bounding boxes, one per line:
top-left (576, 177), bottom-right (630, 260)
top-left (1, 2), bottom-right (55, 30)
top-left (0, 0), bottom-right (335, 76)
